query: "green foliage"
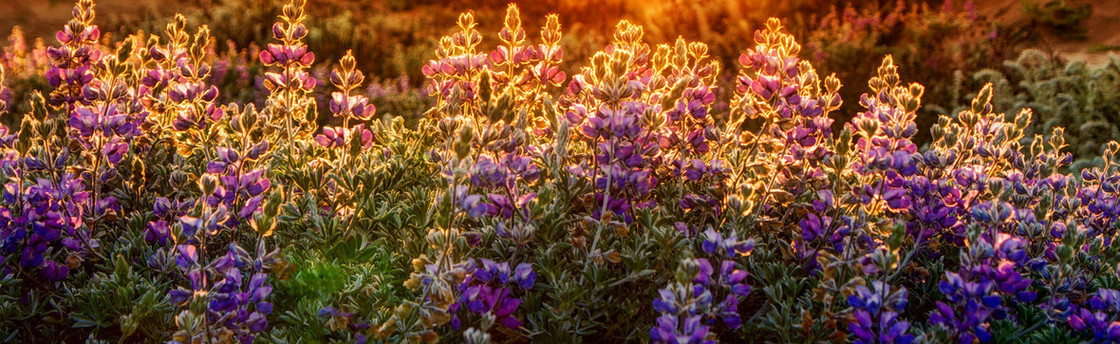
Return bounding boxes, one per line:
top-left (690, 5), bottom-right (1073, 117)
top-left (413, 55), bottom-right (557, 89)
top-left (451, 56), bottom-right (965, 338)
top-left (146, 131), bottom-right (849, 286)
top-left (64, 255), bottom-right (177, 341)
top-left (936, 49), bottom-right (1120, 167)
top-left (2, 1), bottom-right (1120, 343)
top-left (1021, 0), bottom-right (1092, 40)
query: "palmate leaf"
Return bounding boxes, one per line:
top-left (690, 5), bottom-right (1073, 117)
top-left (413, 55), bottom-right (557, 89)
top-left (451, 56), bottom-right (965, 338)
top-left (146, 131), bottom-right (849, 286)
top-left (62, 254), bottom-right (175, 341)
top-left (1027, 327), bottom-right (1086, 344)
top-left (988, 302), bottom-right (1051, 344)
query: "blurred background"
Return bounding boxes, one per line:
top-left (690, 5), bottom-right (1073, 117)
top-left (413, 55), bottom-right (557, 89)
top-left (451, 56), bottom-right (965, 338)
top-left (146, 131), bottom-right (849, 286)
top-left (0, 0), bottom-right (1115, 151)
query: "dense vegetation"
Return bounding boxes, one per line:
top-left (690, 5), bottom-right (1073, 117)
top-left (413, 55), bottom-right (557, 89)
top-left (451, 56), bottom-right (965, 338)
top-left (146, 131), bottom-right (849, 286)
top-left (0, 0), bottom-right (1118, 343)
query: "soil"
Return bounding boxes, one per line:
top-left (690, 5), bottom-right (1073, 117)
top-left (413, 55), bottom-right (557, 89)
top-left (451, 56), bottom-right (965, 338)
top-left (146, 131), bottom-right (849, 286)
top-left (0, 0), bottom-right (190, 40)
top-left (1, 0), bottom-right (1117, 65)
top-left (974, 0), bottom-right (1119, 66)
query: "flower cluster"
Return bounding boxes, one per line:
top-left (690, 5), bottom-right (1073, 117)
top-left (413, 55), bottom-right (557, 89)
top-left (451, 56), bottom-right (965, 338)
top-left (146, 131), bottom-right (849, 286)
top-left (797, 190), bottom-right (855, 254)
top-left (394, 8), bottom-right (556, 342)
top-left (728, 19), bottom-right (848, 273)
top-left (139, 14), bottom-right (223, 147)
top-left (169, 140), bottom-right (280, 342)
top-left (45, 0), bottom-right (101, 110)
top-left (421, 12), bottom-right (488, 106)
top-left (651, 229), bottom-right (754, 343)
top-left (646, 37), bottom-right (727, 231)
top-left (0, 3), bottom-right (115, 283)
top-left (144, 196), bottom-right (194, 247)
top-left (259, 8), bottom-right (315, 93)
top-left (317, 51), bottom-right (375, 153)
top-left (260, 0), bottom-right (317, 151)
top-left (466, 154), bottom-right (539, 220)
top-left (487, 5), bottom-right (566, 133)
top-left (847, 56), bottom-right (922, 215)
top-left (1069, 289), bottom-right (1120, 342)
top-left (449, 259), bottom-right (535, 330)
top-left (50, 0), bottom-right (149, 230)
top-left (929, 271), bottom-right (1004, 343)
top-left (930, 229), bottom-right (1035, 343)
top-left (68, 104), bottom-right (133, 165)
top-left (561, 21), bottom-right (682, 229)
top-left (0, 66), bottom-right (10, 113)
top-left (845, 281), bottom-right (913, 344)
top-left (0, 172), bottom-right (90, 281)
top-left (488, 6), bottom-right (565, 91)
top-left (204, 146), bottom-right (271, 227)
top-left (1076, 143), bottom-right (1120, 238)
top-left (650, 279), bottom-right (717, 344)
top-left (8, 2), bottom-right (1120, 343)
top-left (575, 100), bottom-right (661, 223)
top-left (734, 19), bottom-right (841, 196)
top-left (169, 237), bottom-right (278, 343)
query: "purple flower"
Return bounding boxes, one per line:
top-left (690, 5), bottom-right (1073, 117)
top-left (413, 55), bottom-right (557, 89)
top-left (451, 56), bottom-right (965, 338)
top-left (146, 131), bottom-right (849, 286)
top-left (101, 138), bottom-right (128, 165)
top-left (701, 229), bottom-right (755, 258)
top-left (175, 244), bottom-right (198, 269)
top-left (1069, 289), bottom-right (1120, 342)
top-left (46, 7), bottom-right (101, 109)
top-left (846, 281), bottom-right (913, 344)
top-left (145, 220), bottom-right (171, 246)
top-left (41, 260), bottom-right (69, 281)
top-left (0, 171), bottom-right (90, 282)
top-left (329, 93), bottom-right (376, 121)
top-left (514, 263), bottom-right (535, 289)
top-left (259, 44), bottom-right (314, 67)
top-left (451, 259), bottom-right (532, 331)
top-left (650, 314), bottom-right (715, 344)
top-left (650, 281), bottom-right (717, 343)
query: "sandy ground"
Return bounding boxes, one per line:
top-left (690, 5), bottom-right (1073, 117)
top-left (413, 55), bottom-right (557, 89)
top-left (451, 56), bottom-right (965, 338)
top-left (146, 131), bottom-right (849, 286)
top-left (0, 0), bottom-right (191, 39)
top-left (0, 0), bottom-right (1116, 66)
top-left (975, 0), bottom-right (1119, 66)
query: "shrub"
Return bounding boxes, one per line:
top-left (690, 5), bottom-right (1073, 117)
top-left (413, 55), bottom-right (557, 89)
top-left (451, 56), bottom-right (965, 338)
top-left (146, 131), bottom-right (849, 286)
top-left (1021, 0), bottom-right (1093, 40)
top-left (935, 49), bottom-right (1120, 168)
top-left (1, 1), bottom-right (1119, 343)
